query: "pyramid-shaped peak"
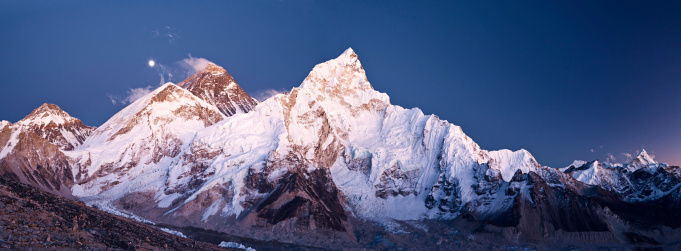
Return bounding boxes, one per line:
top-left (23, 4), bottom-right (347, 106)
top-left (177, 61), bottom-right (258, 117)
top-left (633, 149), bottom-right (656, 164)
top-left (299, 47), bottom-right (370, 91)
top-left (13, 102), bottom-right (95, 150)
top-left (18, 103), bottom-right (77, 127)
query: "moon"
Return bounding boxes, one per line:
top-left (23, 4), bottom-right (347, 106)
top-left (148, 60), bottom-right (155, 67)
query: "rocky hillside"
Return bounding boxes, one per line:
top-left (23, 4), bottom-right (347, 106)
top-left (0, 175), bottom-right (230, 250)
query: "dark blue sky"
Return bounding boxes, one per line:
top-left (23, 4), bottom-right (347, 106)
top-left (1, 1), bottom-right (680, 167)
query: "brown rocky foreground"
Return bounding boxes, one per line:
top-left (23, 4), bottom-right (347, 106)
top-left (0, 175), bottom-right (233, 250)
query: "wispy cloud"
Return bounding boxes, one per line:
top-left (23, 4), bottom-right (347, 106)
top-left (154, 63), bottom-right (173, 85)
top-left (108, 55), bottom-right (218, 106)
top-left (253, 88), bottom-right (287, 102)
top-left (590, 149), bottom-right (595, 153)
top-left (152, 26), bottom-right (180, 44)
top-left (606, 153), bottom-right (617, 163)
top-left (621, 152), bottom-right (633, 162)
top-left (107, 86), bottom-right (153, 105)
top-left (181, 55), bottom-right (212, 77)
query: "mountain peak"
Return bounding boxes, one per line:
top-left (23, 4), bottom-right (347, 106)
top-left (177, 61), bottom-right (258, 117)
top-left (633, 149), bottom-right (656, 165)
top-left (340, 47), bottom-right (357, 58)
top-left (13, 103), bottom-right (95, 151)
top-left (296, 47), bottom-right (389, 109)
top-left (625, 149), bottom-right (658, 172)
top-left (18, 103), bottom-right (77, 127)
top-left (204, 62), bottom-right (227, 75)
top-left (36, 103), bottom-right (62, 111)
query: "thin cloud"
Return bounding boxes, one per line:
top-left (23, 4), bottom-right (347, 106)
top-left (154, 63), bottom-right (173, 85)
top-left (108, 55), bottom-right (217, 106)
top-left (606, 153), bottom-right (617, 163)
top-left (152, 26), bottom-right (180, 44)
top-left (108, 86), bottom-right (153, 105)
top-left (590, 149), bottom-right (595, 153)
top-left (151, 55), bottom-right (214, 86)
top-left (253, 88), bottom-right (287, 102)
top-left (181, 55), bottom-right (212, 77)
top-left (621, 152), bottom-right (633, 162)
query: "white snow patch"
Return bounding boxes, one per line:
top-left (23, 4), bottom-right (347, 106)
top-left (160, 228), bottom-right (187, 238)
top-left (218, 241), bottom-right (256, 251)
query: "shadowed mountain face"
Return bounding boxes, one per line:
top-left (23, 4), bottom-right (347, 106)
top-left (2, 49), bottom-right (681, 250)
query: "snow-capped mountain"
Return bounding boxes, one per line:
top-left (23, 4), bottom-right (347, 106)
top-left (61, 49), bottom-right (564, 246)
top-left (14, 103), bottom-right (95, 151)
top-left (178, 62), bottom-right (258, 116)
top-left (2, 48), bottom-right (681, 249)
top-left (562, 149), bottom-right (679, 202)
top-left (0, 103), bottom-right (94, 196)
top-left (71, 83), bottom-right (225, 196)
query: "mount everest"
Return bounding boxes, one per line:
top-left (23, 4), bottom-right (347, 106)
top-left (1, 48), bottom-right (681, 249)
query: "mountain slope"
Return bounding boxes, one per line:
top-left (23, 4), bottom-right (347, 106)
top-left (0, 175), bottom-right (228, 250)
top-left (72, 83), bottom-right (225, 197)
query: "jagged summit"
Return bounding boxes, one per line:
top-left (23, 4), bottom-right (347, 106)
top-left (17, 103), bottom-right (78, 127)
top-left (300, 47), bottom-right (371, 92)
top-left (633, 149), bottom-right (656, 164)
top-left (178, 61), bottom-right (258, 117)
top-left (295, 48), bottom-right (389, 114)
top-left (627, 149), bottom-right (658, 172)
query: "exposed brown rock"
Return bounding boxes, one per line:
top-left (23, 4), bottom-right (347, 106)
top-left (0, 131), bottom-right (74, 197)
top-left (179, 62), bottom-right (258, 117)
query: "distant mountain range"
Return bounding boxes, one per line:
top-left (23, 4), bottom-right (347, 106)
top-left (1, 48), bottom-right (680, 250)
